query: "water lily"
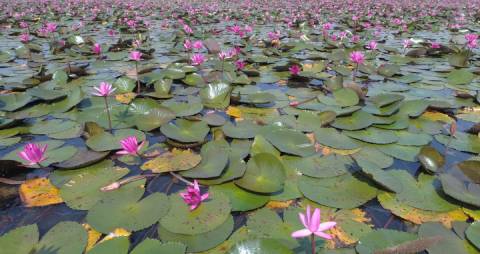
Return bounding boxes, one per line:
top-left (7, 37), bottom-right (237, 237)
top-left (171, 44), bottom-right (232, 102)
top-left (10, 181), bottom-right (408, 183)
top-left (183, 39), bottom-right (192, 50)
top-left (92, 82), bottom-right (116, 132)
top-left (350, 51), bottom-right (365, 64)
top-left (19, 33), bottom-right (29, 43)
top-left (129, 51), bottom-right (142, 93)
top-left (465, 33), bottom-right (478, 49)
top-left (291, 205), bottom-right (336, 254)
top-left (92, 43), bottom-right (101, 55)
top-left (92, 82), bottom-right (116, 97)
top-left (350, 51), bottom-right (364, 82)
top-left (192, 40), bottom-right (203, 50)
top-left (180, 180), bottom-right (209, 211)
top-left (431, 42), bottom-right (441, 49)
top-left (289, 64), bottom-right (301, 75)
top-left (183, 24), bottom-right (193, 34)
top-left (18, 143), bottom-right (48, 166)
top-left (117, 136), bottom-right (145, 156)
top-left (129, 51), bottom-right (142, 61)
top-left (191, 53), bottom-right (205, 66)
top-left (366, 40), bottom-right (377, 50)
top-left (235, 60), bottom-right (246, 70)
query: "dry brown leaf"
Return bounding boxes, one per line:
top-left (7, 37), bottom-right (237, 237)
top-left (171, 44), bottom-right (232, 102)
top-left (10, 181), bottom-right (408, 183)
top-left (83, 223), bottom-right (102, 251)
top-left (19, 178), bottom-right (63, 207)
top-left (115, 92), bottom-right (137, 104)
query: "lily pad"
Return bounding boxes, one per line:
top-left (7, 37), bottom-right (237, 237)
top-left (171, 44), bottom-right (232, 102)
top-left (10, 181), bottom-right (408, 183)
top-left (235, 153), bottom-right (286, 193)
top-left (160, 119), bottom-right (209, 143)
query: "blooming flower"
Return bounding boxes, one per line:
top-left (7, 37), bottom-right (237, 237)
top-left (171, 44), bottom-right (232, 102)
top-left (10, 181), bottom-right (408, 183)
top-left (19, 21), bottom-right (28, 29)
top-left (129, 51), bottom-right (142, 61)
top-left (183, 24), bottom-right (193, 34)
top-left (366, 40), bottom-right (377, 50)
top-left (218, 51), bottom-right (228, 60)
top-left (291, 205), bottom-right (336, 239)
top-left (92, 82), bottom-right (116, 97)
top-left (18, 143), bottom-right (48, 166)
top-left (268, 31), bottom-right (280, 41)
top-left (116, 136), bottom-right (145, 156)
top-left (430, 42), bottom-right (441, 49)
top-left (289, 65), bottom-right (301, 75)
top-left (183, 39), bottom-right (192, 50)
top-left (180, 180), bottom-right (209, 211)
top-left (322, 23), bottom-right (332, 30)
top-left (46, 22), bottom-right (57, 33)
top-left (235, 60), bottom-right (246, 70)
top-left (108, 29), bottom-right (116, 37)
top-left (19, 33), bottom-right (29, 43)
top-left (403, 39), bottom-right (413, 49)
top-left (92, 43), bottom-right (101, 55)
top-left (192, 40), bottom-right (203, 50)
top-left (191, 53), bottom-right (205, 65)
top-left (465, 34), bottom-right (478, 49)
top-left (350, 51), bottom-right (365, 64)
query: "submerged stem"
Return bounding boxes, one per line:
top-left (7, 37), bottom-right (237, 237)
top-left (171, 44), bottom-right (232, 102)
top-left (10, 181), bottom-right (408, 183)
top-left (311, 234), bottom-right (316, 254)
top-left (136, 62), bottom-right (140, 94)
top-left (169, 172), bottom-right (194, 186)
top-left (104, 96), bottom-right (113, 133)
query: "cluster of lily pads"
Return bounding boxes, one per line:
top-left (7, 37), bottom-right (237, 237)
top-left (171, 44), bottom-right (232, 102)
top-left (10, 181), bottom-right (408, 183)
top-left (1, 0), bottom-right (480, 253)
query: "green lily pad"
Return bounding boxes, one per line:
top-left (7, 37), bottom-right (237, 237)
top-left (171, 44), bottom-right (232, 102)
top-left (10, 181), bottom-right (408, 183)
top-left (466, 221), bottom-right (480, 249)
top-left (131, 239), bottom-right (186, 254)
top-left (369, 93), bottom-right (404, 107)
top-left (314, 128), bottom-right (360, 150)
top-left (435, 132), bottom-right (480, 153)
top-left (440, 174), bottom-right (480, 207)
top-left (418, 146), bottom-right (445, 173)
top-left (88, 237), bottom-right (129, 254)
top-left (36, 221), bottom-right (87, 254)
top-left (160, 119), bottom-right (209, 143)
top-left (158, 215), bottom-right (233, 253)
top-left (356, 229), bottom-right (417, 254)
top-left (299, 174), bottom-right (377, 209)
top-left (352, 147), bottom-right (394, 170)
top-left (86, 128), bottom-right (146, 152)
top-left (87, 192), bottom-right (169, 233)
top-left (229, 239), bottom-right (293, 254)
top-left (447, 69), bottom-right (474, 85)
top-left (181, 139), bottom-right (230, 178)
top-left (211, 182), bottom-right (269, 212)
top-left (263, 127), bottom-right (315, 157)
top-left (344, 127), bottom-right (398, 144)
top-left (235, 153), bottom-right (286, 193)
top-left (285, 154), bottom-right (352, 178)
top-left (160, 191), bottom-right (231, 235)
top-left (333, 88), bottom-right (360, 107)
top-left (331, 110), bottom-right (375, 130)
top-left (0, 224), bottom-right (38, 254)
top-left (419, 222), bottom-right (470, 254)
top-left (200, 83), bottom-right (231, 109)
top-left (222, 120), bottom-right (261, 139)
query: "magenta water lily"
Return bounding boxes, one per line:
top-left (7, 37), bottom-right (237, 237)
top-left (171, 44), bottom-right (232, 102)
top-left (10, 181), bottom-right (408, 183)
top-left (180, 180), bottom-right (209, 211)
top-left (17, 143), bottom-right (48, 166)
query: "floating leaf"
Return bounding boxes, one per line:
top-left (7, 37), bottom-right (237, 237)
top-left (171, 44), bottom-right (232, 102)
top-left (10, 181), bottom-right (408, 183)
top-left (356, 229), bottom-right (417, 254)
top-left (160, 119), bottom-right (209, 143)
top-left (235, 153), bottom-right (286, 193)
top-left (141, 149), bottom-right (201, 173)
top-left (19, 178), bottom-right (63, 207)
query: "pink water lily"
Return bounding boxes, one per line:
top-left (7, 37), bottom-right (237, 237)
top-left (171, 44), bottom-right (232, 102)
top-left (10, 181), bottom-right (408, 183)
top-left (92, 82), bottom-right (116, 97)
top-left (180, 180), bottom-right (209, 211)
top-left (235, 60), bottom-right (246, 70)
top-left (18, 143), bottom-right (48, 166)
top-left (350, 51), bottom-right (365, 64)
top-left (19, 33), bottom-right (30, 43)
top-left (403, 39), bottom-right (413, 49)
top-left (291, 205), bottom-right (336, 239)
top-left (183, 24), bottom-right (193, 34)
top-left (183, 39), bottom-right (192, 50)
top-left (366, 40), bottom-right (377, 50)
top-left (192, 40), bottom-right (203, 50)
top-left (129, 51), bottom-right (142, 61)
top-left (431, 42), bottom-right (441, 49)
top-left (117, 136), bottom-right (145, 156)
top-left (191, 53), bottom-right (205, 66)
top-left (92, 43), bottom-right (101, 55)
top-left (289, 65), bottom-right (301, 75)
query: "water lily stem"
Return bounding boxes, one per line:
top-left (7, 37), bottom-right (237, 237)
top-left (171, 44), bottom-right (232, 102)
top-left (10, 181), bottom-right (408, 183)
top-left (100, 173), bottom-right (157, 191)
top-left (311, 234), bottom-right (316, 254)
top-left (0, 177), bottom-right (25, 185)
top-left (135, 62), bottom-right (140, 94)
top-left (104, 96), bottom-right (113, 133)
top-left (169, 172), bottom-right (194, 186)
